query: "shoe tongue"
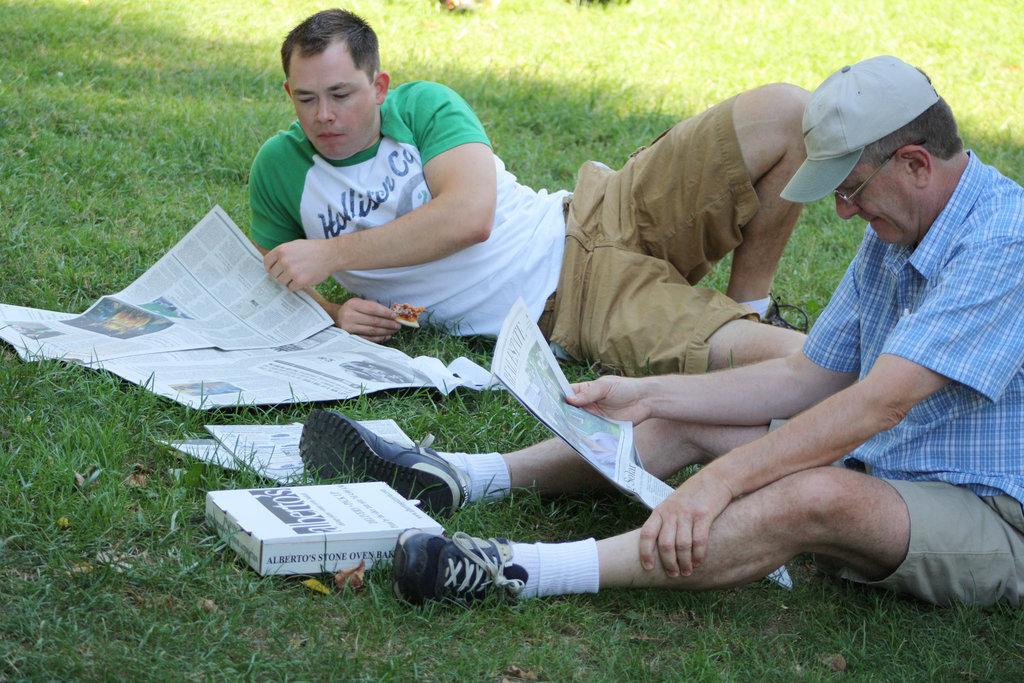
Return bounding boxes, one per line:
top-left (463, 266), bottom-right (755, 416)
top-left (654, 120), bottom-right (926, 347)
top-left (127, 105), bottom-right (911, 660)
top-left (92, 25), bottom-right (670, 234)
top-left (502, 563), bottom-right (528, 585)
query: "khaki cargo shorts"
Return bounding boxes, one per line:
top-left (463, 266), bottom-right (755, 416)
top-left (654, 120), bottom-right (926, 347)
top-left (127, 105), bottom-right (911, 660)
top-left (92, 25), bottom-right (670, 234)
top-left (544, 95), bottom-right (759, 376)
top-left (820, 479), bottom-right (1024, 606)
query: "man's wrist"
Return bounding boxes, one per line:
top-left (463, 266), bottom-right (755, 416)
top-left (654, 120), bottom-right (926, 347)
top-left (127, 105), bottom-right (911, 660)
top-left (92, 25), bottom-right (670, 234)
top-left (327, 234), bottom-right (350, 272)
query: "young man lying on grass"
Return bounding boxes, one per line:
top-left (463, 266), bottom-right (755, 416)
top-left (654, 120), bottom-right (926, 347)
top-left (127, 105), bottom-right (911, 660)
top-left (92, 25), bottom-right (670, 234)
top-left (249, 8), bottom-right (809, 378)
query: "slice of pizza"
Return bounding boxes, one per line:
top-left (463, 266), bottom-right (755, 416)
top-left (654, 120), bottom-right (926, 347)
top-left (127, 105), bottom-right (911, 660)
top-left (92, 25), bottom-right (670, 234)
top-left (392, 303), bottom-right (426, 328)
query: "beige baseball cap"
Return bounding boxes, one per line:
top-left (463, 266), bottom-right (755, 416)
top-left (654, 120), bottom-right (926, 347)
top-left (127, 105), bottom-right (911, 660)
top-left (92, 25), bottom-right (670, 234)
top-left (781, 55), bottom-right (939, 203)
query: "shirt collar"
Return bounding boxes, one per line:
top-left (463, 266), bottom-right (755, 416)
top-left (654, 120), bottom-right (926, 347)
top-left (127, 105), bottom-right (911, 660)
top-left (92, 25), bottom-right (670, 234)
top-left (906, 151), bottom-right (981, 280)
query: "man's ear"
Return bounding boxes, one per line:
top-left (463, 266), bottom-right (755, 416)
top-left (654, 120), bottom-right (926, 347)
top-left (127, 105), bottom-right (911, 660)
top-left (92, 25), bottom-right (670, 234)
top-left (903, 145), bottom-right (931, 188)
top-left (284, 80), bottom-right (292, 97)
top-left (373, 71), bottom-right (390, 105)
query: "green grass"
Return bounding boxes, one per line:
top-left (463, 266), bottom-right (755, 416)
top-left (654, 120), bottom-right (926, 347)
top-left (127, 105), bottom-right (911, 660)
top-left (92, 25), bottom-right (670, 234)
top-left (3, 0), bottom-right (1024, 679)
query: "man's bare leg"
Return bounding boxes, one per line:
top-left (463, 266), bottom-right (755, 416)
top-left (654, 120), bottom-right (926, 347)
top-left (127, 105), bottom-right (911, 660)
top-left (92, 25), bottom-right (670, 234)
top-left (727, 83), bottom-right (810, 304)
top-left (695, 83), bottom-right (810, 370)
top-left (598, 466), bottom-right (910, 590)
top-left (706, 318), bottom-right (805, 370)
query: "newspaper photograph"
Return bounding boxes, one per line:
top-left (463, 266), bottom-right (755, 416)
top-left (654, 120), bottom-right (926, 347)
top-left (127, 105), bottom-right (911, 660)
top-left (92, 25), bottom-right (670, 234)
top-left (0, 206), bottom-right (331, 364)
top-left (491, 298), bottom-right (673, 509)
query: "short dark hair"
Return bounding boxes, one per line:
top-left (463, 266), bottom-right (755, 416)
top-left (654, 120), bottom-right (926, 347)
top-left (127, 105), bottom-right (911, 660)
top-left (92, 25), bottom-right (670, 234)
top-left (862, 69), bottom-right (963, 166)
top-left (280, 9), bottom-right (380, 79)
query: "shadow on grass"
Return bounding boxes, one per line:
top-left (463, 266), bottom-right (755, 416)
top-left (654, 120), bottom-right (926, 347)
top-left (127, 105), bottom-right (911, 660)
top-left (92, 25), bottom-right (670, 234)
top-left (5, 0), bottom-right (1023, 317)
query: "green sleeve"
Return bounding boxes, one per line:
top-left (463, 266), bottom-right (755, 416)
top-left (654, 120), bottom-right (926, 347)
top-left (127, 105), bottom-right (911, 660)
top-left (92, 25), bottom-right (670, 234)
top-left (248, 122), bottom-right (314, 250)
top-left (381, 82), bottom-right (491, 163)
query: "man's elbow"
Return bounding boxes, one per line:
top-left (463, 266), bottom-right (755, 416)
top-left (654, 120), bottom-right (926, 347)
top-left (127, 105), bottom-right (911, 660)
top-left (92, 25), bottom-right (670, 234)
top-left (873, 395), bottom-right (919, 433)
top-left (459, 206), bottom-right (494, 246)
top-left (466, 219), bottom-right (492, 245)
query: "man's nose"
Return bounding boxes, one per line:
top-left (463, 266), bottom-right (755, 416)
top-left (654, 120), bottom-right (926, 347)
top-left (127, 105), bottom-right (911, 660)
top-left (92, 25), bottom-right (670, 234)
top-left (834, 195), bottom-right (859, 220)
top-left (316, 100), bottom-right (335, 122)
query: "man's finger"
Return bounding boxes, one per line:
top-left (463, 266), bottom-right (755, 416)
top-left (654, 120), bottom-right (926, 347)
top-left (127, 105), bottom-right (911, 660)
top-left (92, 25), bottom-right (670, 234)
top-left (689, 517), bottom-right (711, 572)
top-left (638, 514), bottom-right (662, 571)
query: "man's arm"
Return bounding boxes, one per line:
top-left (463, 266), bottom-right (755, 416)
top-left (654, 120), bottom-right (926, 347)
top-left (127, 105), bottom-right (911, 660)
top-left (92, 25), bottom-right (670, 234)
top-left (253, 243), bottom-right (400, 343)
top-left (569, 351), bottom-right (856, 427)
top-left (262, 142), bottom-right (497, 292)
top-left (643, 353), bottom-right (951, 576)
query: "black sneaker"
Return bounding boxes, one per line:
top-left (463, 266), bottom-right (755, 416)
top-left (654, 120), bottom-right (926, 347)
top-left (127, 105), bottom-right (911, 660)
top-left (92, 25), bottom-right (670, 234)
top-left (392, 529), bottom-right (528, 605)
top-left (762, 294), bottom-right (809, 333)
top-left (299, 410), bottom-right (470, 517)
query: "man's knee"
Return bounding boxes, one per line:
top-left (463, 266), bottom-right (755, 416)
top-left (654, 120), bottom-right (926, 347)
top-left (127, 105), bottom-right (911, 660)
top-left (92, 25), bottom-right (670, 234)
top-left (769, 467), bottom-right (881, 529)
top-left (729, 84), bottom-right (809, 187)
top-left (736, 83), bottom-right (810, 129)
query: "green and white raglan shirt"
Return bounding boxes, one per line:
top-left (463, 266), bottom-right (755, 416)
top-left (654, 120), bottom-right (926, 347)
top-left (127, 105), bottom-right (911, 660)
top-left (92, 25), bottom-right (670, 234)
top-left (249, 81), bottom-right (568, 337)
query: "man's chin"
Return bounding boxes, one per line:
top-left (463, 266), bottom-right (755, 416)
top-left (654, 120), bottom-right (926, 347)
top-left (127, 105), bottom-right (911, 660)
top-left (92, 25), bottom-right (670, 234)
top-left (313, 142), bottom-right (349, 161)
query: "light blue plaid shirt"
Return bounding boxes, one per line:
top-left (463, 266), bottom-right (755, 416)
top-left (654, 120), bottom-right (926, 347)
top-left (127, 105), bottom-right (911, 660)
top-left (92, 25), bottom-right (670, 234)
top-left (805, 153), bottom-right (1024, 504)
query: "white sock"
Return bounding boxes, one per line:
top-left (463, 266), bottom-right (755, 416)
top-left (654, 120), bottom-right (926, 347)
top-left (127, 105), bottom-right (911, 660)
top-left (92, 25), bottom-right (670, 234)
top-left (511, 538), bottom-right (600, 598)
top-left (741, 295), bottom-right (771, 318)
top-left (436, 450), bottom-right (510, 502)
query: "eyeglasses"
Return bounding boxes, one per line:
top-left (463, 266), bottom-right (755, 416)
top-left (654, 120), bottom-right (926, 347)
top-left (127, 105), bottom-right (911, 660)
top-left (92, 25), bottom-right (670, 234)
top-left (834, 139), bottom-right (926, 205)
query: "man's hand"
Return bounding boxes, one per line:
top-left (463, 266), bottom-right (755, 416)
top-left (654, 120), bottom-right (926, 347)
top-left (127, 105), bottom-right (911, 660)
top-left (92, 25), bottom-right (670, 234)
top-left (567, 376), bottom-right (651, 424)
top-left (333, 298), bottom-right (401, 343)
top-left (639, 468), bottom-right (736, 577)
top-left (264, 239), bottom-right (339, 292)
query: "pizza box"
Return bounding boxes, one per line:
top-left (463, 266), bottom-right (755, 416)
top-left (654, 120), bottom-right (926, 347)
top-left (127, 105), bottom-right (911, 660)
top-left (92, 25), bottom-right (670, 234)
top-left (206, 481), bottom-right (444, 576)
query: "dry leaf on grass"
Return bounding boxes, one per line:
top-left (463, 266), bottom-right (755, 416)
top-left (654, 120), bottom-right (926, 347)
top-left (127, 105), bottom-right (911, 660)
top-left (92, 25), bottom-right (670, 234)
top-left (502, 664), bottom-right (539, 681)
top-left (333, 561), bottom-right (366, 591)
top-left (821, 653), bottom-right (847, 672)
top-left (123, 473), bottom-right (148, 488)
top-left (198, 598), bottom-right (218, 613)
top-left (74, 467), bottom-right (102, 489)
top-left (123, 464), bottom-right (152, 488)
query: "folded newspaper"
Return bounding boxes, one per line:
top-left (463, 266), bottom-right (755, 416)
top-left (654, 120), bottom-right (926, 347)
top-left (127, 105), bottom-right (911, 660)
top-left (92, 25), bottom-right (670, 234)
top-left (491, 298), bottom-right (792, 588)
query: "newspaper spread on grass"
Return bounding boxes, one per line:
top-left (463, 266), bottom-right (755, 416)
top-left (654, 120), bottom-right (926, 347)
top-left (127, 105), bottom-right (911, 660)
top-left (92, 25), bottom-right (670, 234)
top-left (0, 206), bottom-right (332, 364)
top-left (491, 298), bottom-right (791, 588)
top-left (96, 326), bottom-right (492, 409)
top-left (0, 207), bottom-right (494, 408)
top-left (164, 419), bottom-right (415, 484)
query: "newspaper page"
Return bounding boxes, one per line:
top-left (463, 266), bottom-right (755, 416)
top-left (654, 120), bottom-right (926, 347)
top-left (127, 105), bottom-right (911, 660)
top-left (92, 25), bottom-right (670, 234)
top-left (491, 299), bottom-right (673, 508)
top-left (0, 206), bottom-right (331, 363)
top-left (491, 299), bottom-right (792, 588)
top-left (165, 419), bottom-right (413, 483)
top-left (96, 326), bottom-right (491, 409)
top-left (0, 304), bottom-right (78, 361)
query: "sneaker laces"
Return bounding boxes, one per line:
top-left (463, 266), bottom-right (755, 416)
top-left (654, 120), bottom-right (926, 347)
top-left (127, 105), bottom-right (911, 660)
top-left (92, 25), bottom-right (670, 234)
top-left (414, 434), bottom-right (435, 451)
top-left (763, 293), bottom-right (808, 333)
top-left (444, 532), bottom-right (525, 600)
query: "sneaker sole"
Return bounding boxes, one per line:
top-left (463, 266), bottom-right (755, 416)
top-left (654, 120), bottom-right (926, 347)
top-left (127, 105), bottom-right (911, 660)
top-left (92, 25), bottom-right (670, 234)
top-left (300, 411), bottom-right (458, 516)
